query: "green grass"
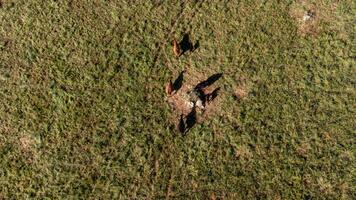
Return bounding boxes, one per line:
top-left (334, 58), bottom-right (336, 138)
top-left (0, 0), bottom-right (355, 199)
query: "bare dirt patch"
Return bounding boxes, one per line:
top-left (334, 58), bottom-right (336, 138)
top-left (17, 134), bottom-right (39, 164)
top-left (234, 87), bottom-right (248, 100)
top-left (233, 76), bottom-right (249, 101)
top-left (167, 69), bottom-right (224, 130)
top-left (289, 0), bottom-right (338, 36)
top-left (19, 136), bottom-right (33, 150)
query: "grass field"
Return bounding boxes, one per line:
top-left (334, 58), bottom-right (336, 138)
top-left (0, 0), bottom-right (355, 199)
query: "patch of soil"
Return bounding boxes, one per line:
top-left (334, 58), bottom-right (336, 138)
top-left (167, 69), bottom-right (223, 126)
top-left (18, 135), bottom-right (38, 164)
top-left (233, 75), bottom-right (249, 100)
top-left (168, 84), bottom-right (194, 116)
top-left (19, 136), bottom-right (32, 150)
top-left (234, 87), bottom-right (248, 100)
top-left (289, 0), bottom-right (338, 36)
top-left (199, 86), bottom-right (223, 122)
top-left (290, 3), bottom-right (320, 36)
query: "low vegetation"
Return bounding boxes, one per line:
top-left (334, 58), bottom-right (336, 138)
top-left (0, 0), bottom-right (355, 199)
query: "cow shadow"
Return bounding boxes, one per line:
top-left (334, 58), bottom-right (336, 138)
top-left (184, 106), bottom-right (196, 134)
top-left (179, 33), bottom-right (199, 55)
top-left (173, 70), bottom-right (185, 92)
top-left (194, 73), bottom-right (223, 90)
top-left (206, 87), bottom-right (221, 102)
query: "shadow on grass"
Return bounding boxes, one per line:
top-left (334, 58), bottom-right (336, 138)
top-left (179, 33), bottom-right (199, 55)
top-left (207, 87), bottom-right (221, 102)
top-left (184, 106), bottom-right (196, 134)
top-left (173, 70), bottom-right (185, 92)
top-left (195, 73), bottom-right (223, 90)
top-left (178, 114), bottom-right (185, 134)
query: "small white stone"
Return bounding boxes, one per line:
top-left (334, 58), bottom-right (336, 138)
top-left (186, 101), bottom-right (194, 108)
top-left (303, 10), bottom-right (314, 21)
top-left (303, 14), bottom-right (311, 21)
top-left (196, 99), bottom-right (205, 109)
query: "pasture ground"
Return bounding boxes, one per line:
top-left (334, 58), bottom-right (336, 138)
top-left (0, 0), bottom-right (355, 199)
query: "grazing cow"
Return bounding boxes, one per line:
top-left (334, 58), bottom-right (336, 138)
top-left (165, 80), bottom-right (173, 96)
top-left (173, 38), bottom-right (181, 57)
